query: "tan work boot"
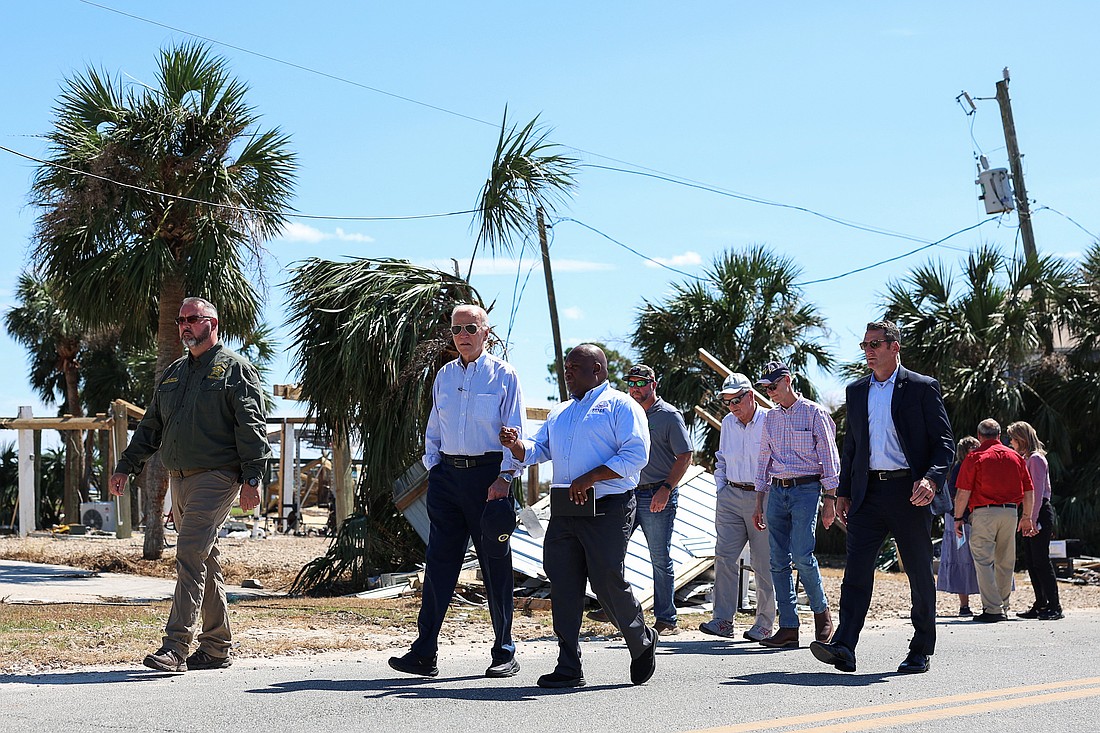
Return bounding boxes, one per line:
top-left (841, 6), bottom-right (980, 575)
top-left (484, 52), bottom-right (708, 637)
top-left (759, 626), bottom-right (799, 648)
top-left (814, 609), bottom-right (834, 642)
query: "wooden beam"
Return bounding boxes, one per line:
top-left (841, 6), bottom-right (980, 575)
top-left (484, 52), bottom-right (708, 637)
top-left (525, 406), bottom-right (550, 420)
top-left (0, 415), bottom-right (113, 431)
top-left (693, 405), bottom-right (723, 431)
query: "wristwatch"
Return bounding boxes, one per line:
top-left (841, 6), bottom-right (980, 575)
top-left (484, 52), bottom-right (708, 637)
top-left (498, 472), bottom-right (514, 484)
top-left (657, 481), bottom-right (672, 491)
top-left (246, 477), bottom-right (261, 488)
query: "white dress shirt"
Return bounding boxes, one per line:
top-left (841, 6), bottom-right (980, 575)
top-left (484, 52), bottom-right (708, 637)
top-left (423, 352), bottom-right (526, 473)
top-left (521, 381), bottom-right (650, 499)
top-left (713, 405), bottom-right (769, 490)
top-left (868, 367), bottom-right (908, 471)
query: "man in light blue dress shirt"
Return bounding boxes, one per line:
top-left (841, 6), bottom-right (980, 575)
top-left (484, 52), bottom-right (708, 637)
top-left (389, 304), bottom-right (527, 679)
top-left (500, 344), bottom-right (658, 689)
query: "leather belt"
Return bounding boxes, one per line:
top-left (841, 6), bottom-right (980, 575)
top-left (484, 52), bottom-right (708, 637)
top-left (973, 503), bottom-right (1018, 510)
top-left (171, 468), bottom-right (211, 479)
top-left (727, 481), bottom-right (756, 491)
top-left (870, 469), bottom-right (910, 481)
top-left (440, 452), bottom-right (503, 469)
top-left (771, 475), bottom-right (821, 488)
top-left (638, 481), bottom-right (665, 490)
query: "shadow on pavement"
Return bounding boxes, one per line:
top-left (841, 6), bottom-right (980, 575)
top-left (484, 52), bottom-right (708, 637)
top-left (724, 670), bottom-right (896, 687)
top-left (0, 669), bottom-right (182, 685)
top-left (247, 675), bottom-right (633, 701)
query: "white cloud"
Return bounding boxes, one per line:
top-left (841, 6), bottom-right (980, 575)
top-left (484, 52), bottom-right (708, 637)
top-left (278, 222), bottom-right (374, 244)
top-left (643, 250), bottom-right (703, 269)
top-left (562, 307), bottom-right (584, 320)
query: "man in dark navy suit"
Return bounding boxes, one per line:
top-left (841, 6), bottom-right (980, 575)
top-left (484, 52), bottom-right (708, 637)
top-left (810, 319), bottom-right (954, 674)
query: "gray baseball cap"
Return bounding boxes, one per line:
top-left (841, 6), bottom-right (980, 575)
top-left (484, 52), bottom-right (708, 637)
top-left (718, 372), bottom-right (753, 396)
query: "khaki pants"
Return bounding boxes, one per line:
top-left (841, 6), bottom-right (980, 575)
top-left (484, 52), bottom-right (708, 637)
top-left (968, 506), bottom-right (1017, 615)
top-left (163, 469), bottom-right (240, 658)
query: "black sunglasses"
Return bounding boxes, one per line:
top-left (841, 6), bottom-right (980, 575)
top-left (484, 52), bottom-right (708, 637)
top-left (174, 315), bottom-right (213, 326)
top-left (858, 338), bottom-right (896, 350)
top-left (450, 324), bottom-right (481, 335)
top-left (625, 378), bottom-right (652, 388)
top-left (762, 382), bottom-right (782, 392)
top-left (721, 394), bottom-right (748, 406)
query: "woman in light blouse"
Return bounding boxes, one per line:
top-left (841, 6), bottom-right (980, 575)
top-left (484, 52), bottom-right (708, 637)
top-left (1007, 421), bottom-right (1063, 621)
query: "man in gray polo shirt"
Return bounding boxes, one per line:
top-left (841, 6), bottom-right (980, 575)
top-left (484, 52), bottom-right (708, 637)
top-left (589, 364), bottom-right (692, 633)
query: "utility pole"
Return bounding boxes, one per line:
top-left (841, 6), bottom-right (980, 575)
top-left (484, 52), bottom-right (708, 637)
top-left (537, 206), bottom-right (568, 402)
top-left (995, 70), bottom-right (1038, 262)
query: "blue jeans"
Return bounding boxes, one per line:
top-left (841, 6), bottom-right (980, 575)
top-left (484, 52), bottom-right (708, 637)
top-left (766, 480), bottom-right (828, 629)
top-left (632, 486), bottom-right (678, 625)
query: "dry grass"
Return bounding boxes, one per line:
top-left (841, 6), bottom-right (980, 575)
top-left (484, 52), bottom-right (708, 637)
top-left (2, 533), bottom-right (1098, 674)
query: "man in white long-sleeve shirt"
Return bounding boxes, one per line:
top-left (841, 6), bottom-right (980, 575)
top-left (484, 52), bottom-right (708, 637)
top-left (389, 304), bottom-right (527, 680)
top-left (500, 344), bottom-right (657, 689)
top-left (699, 372), bottom-right (776, 643)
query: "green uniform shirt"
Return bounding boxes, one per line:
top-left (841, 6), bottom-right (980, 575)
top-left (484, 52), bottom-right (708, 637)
top-left (115, 343), bottom-right (271, 483)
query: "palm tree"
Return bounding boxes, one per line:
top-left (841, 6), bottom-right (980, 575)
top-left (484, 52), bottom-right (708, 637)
top-left (632, 246), bottom-right (835, 464)
top-left (872, 243), bottom-right (1100, 550)
top-left (28, 42), bottom-right (297, 558)
top-left (4, 273), bottom-right (88, 524)
top-left (285, 258), bottom-right (479, 593)
top-left (473, 109), bottom-right (578, 400)
top-left (875, 245), bottom-right (1081, 443)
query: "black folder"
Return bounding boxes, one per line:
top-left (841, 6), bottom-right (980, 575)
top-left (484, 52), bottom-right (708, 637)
top-left (550, 484), bottom-right (596, 517)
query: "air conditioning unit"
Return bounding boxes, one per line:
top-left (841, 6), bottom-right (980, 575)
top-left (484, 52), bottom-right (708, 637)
top-left (80, 501), bottom-right (117, 533)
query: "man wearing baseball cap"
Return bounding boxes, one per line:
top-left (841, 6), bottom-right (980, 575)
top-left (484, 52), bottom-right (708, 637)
top-left (752, 360), bottom-right (840, 650)
top-left (700, 373), bottom-right (776, 642)
top-left (594, 364), bottom-right (693, 635)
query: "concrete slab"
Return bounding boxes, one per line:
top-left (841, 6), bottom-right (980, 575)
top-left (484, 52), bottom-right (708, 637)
top-left (0, 560), bottom-right (274, 604)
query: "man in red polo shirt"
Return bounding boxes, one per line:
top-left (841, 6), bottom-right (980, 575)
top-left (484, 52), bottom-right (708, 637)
top-left (953, 418), bottom-right (1036, 622)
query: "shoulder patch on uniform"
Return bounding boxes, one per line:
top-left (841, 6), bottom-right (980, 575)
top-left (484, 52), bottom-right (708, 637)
top-left (161, 376), bottom-right (179, 384)
top-left (206, 362), bottom-right (228, 380)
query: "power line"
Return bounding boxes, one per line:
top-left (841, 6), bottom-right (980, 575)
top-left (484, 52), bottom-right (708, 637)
top-left (77, 0), bottom-right (498, 130)
top-left (581, 164), bottom-right (933, 246)
top-left (556, 215), bottom-right (1002, 288)
top-left (1034, 203), bottom-right (1099, 241)
top-left (71, 0), bottom-right (972, 250)
top-left (0, 144), bottom-right (476, 222)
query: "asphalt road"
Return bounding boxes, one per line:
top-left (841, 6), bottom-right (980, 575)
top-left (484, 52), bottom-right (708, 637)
top-left (3, 611), bottom-right (1098, 733)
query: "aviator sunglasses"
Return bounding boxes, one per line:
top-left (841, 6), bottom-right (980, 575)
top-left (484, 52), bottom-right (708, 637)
top-left (450, 324), bottom-right (481, 335)
top-left (858, 338), bottom-right (896, 350)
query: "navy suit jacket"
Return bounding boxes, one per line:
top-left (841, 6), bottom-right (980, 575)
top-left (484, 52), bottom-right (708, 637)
top-left (838, 365), bottom-right (955, 514)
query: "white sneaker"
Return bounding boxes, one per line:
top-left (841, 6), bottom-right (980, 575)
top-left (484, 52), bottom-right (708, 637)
top-left (699, 619), bottom-right (735, 637)
top-left (742, 624), bottom-right (773, 642)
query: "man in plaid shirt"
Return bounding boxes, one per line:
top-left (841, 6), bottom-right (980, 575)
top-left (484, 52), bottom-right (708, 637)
top-left (752, 360), bottom-right (840, 649)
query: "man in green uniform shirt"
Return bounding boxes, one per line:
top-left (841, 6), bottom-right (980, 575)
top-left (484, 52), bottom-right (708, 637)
top-left (109, 296), bottom-right (271, 672)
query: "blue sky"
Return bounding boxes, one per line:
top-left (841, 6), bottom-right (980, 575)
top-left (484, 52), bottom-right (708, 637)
top-left (2, 2), bottom-right (1098, 430)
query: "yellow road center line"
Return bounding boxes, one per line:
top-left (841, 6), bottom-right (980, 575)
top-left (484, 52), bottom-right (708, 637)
top-left (683, 677), bottom-right (1100, 733)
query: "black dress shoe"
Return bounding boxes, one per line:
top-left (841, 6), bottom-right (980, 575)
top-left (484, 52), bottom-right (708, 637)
top-left (629, 626), bottom-right (658, 685)
top-left (809, 640), bottom-right (856, 672)
top-left (388, 651), bottom-right (439, 677)
top-left (537, 671), bottom-right (585, 688)
top-left (1016, 607), bottom-right (1040, 619)
top-left (485, 658), bottom-right (520, 678)
top-left (973, 612), bottom-right (1007, 623)
top-left (897, 651), bottom-right (930, 674)
top-left (1038, 609), bottom-right (1064, 621)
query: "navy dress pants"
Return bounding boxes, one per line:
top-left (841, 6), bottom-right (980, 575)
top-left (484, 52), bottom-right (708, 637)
top-left (834, 475), bottom-right (936, 655)
top-left (411, 462), bottom-right (515, 664)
